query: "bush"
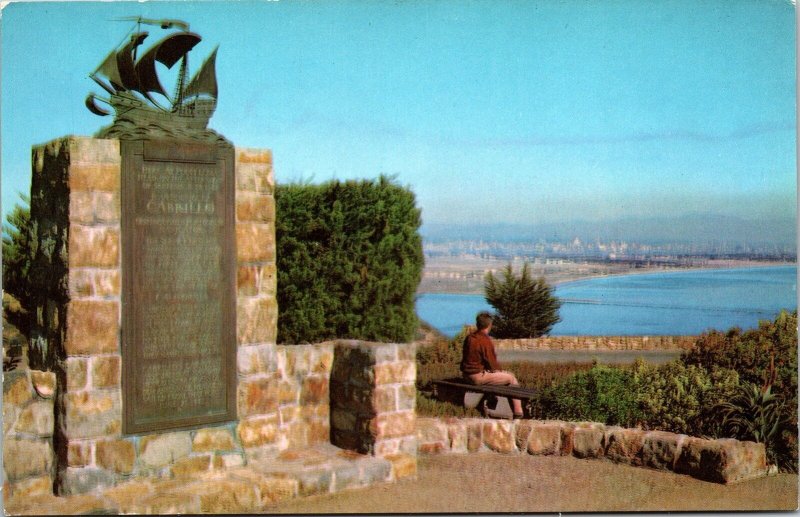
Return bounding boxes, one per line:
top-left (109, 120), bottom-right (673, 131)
top-left (275, 176), bottom-right (423, 343)
top-left (540, 364), bottom-right (643, 427)
top-left (632, 360), bottom-right (739, 437)
top-left (484, 262), bottom-right (561, 338)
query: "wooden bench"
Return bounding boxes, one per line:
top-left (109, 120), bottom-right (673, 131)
top-left (431, 379), bottom-right (538, 419)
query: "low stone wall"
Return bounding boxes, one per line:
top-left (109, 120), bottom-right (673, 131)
top-left (494, 335), bottom-right (697, 351)
top-left (416, 418), bottom-right (767, 484)
top-left (3, 368), bottom-right (57, 500)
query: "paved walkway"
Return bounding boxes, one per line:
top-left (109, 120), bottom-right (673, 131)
top-left (266, 453), bottom-right (799, 513)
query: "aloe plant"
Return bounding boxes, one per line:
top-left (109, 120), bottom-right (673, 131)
top-left (716, 382), bottom-right (788, 467)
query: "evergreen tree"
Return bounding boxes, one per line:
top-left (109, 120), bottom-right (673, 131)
top-left (2, 195), bottom-right (33, 335)
top-left (484, 262), bottom-right (561, 338)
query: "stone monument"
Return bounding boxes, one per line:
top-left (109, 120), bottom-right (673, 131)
top-left (26, 18), bottom-right (276, 494)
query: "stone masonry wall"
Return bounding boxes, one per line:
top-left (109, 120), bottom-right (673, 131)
top-left (330, 341), bottom-right (418, 478)
top-left (3, 368), bottom-right (57, 502)
top-left (417, 417), bottom-right (768, 484)
top-left (494, 335), bottom-right (697, 351)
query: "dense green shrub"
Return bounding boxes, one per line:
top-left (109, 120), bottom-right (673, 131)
top-left (484, 262), bottom-right (561, 338)
top-left (682, 310), bottom-right (797, 471)
top-left (682, 310), bottom-right (797, 411)
top-left (632, 360), bottom-right (739, 437)
top-left (540, 364), bottom-right (643, 427)
top-left (275, 176), bottom-right (423, 344)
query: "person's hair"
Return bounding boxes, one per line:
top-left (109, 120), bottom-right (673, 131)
top-left (476, 311), bottom-right (493, 330)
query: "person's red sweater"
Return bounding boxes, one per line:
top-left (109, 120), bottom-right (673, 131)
top-left (460, 330), bottom-right (501, 375)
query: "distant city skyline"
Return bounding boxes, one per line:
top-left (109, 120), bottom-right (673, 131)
top-left (1, 1), bottom-right (796, 238)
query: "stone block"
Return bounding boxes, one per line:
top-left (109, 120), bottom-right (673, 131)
top-left (373, 386), bottom-right (397, 412)
top-left (70, 137), bottom-right (120, 167)
top-left (63, 389), bottom-right (121, 439)
top-left (101, 480), bottom-right (154, 514)
top-left (374, 344), bottom-right (398, 363)
top-left (68, 226), bottom-right (119, 268)
top-left (482, 421), bottom-right (516, 453)
top-left (93, 269), bottom-right (120, 297)
top-left (605, 427), bottom-right (645, 466)
top-left (219, 453), bottom-right (246, 468)
top-left (69, 191), bottom-right (95, 224)
top-left (236, 222), bottom-right (275, 262)
top-left (171, 454), bottom-right (213, 479)
top-left (301, 375), bottom-right (329, 405)
top-left (65, 300), bottom-right (119, 355)
top-left (67, 441), bottom-right (92, 467)
top-left (95, 438), bottom-right (135, 474)
top-left (237, 264), bottom-right (259, 296)
top-left (559, 423), bottom-right (575, 456)
top-left (296, 469), bottom-right (333, 497)
top-left (467, 420), bottom-right (484, 452)
top-left (30, 370), bottom-right (56, 399)
top-left (642, 431), bottom-right (685, 471)
top-left (237, 296), bottom-right (277, 345)
top-left (66, 357), bottom-right (88, 391)
top-left (385, 453), bottom-right (417, 479)
top-left (15, 400), bottom-right (54, 436)
top-left (237, 376), bottom-right (279, 417)
top-left (676, 437), bottom-right (767, 484)
top-left (59, 467), bottom-right (115, 496)
top-left (138, 431), bottom-right (192, 469)
top-left (360, 457), bottom-right (392, 485)
top-left (397, 384), bottom-right (416, 411)
top-left (68, 163), bottom-right (120, 192)
top-left (311, 345), bottom-right (334, 374)
top-left (372, 411), bottom-right (415, 440)
top-left (237, 415), bottom-right (280, 448)
top-left (69, 268), bottom-right (94, 297)
top-left (4, 371), bottom-right (32, 406)
top-left (4, 403), bottom-right (19, 435)
top-left (573, 426), bottom-right (605, 458)
top-left (94, 191), bottom-right (120, 223)
top-left (374, 360), bottom-right (415, 385)
top-left (90, 354), bottom-right (120, 388)
top-left (527, 423), bottom-right (562, 456)
top-left (237, 343), bottom-right (277, 376)
top-left (193, 427), bottom-right (236, 452)
top-left (227, 468), bottom-right (296, 506)
top-left (447, 419), bottom-right (469, 453)
top-left (236, 192), bottom-right (275, 223)
top-left (514, 420), bottom-right (533, 450)
top-left (258, 263), bottom-right (277, 296)
top-left (332, 462), bottom-right (361, 491)
top-left (8, 475), bottom-right (52, 499)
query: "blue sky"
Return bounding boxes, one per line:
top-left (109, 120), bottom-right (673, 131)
top-left (1, 0), bottom-right (796, 231)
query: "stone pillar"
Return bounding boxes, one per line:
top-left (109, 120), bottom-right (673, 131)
top-left (26, 137), bottom-right (279, 495)
top-left (330, 341), bottom-right (417, 478)
top-left (28, 137), bottom-right (125, 495)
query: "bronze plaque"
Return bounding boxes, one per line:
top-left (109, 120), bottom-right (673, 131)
top-left (121, 140), bottom-right (236, 434)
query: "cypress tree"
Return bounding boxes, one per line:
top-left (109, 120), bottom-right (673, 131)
top-left (484, 262), bottom-right (561, 338)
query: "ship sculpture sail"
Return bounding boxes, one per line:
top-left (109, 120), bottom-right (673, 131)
top-left (86, 18), bottom-right (220, 139)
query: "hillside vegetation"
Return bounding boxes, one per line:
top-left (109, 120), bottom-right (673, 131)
top-left (416, 311), bottom-right (798, 471)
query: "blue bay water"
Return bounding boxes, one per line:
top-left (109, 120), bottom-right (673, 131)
top-left (416, 265), bottom-right (798, 337)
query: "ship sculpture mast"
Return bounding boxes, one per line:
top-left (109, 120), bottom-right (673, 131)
top-left (85, 16), bottom-right (220, 137)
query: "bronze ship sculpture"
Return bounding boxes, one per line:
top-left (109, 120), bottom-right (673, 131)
top-left (87, 17), bottom-right (224, 141)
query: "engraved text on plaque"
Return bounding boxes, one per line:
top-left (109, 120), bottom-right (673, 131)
top-left (122, 140), bottom-right (236, 434)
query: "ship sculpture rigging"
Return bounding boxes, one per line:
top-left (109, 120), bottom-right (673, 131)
top-left (86, 17), bottom-right (220, 138)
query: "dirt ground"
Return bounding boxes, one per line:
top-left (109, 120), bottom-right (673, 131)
top-left (265, 453), bottom-right (798, 514)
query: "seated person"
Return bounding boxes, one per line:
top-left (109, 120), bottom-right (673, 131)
top-left (460, 311), bottom-right (524, 419)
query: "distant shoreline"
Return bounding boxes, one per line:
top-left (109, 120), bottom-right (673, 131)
top-left (417, 259), bottom-right (796, 295)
